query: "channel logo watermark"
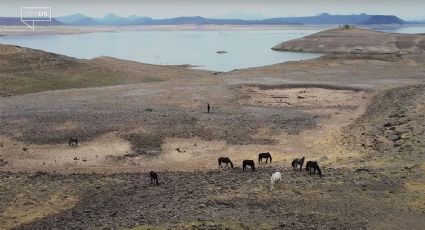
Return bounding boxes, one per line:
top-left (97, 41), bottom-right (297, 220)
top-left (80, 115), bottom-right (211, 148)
top-left (21, 7), bottom-right (51, 30)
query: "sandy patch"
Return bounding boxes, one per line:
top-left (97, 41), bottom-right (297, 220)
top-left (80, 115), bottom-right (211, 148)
top-left (239, 86), bottom-right (367, 109)
top-left (0, 133), bottom-right (131, 173)
top-left (0, 187), bottom-right (79, 230)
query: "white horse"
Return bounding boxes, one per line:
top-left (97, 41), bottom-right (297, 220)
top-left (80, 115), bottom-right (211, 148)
top-left (270, 171), bottom-right (282, 191)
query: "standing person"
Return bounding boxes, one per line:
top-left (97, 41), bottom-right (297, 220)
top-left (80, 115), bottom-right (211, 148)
top-left (207, 103), bottom-right (211, 114)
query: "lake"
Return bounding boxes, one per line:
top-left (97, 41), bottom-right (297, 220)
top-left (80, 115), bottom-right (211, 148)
top-left (0, 29), bottom-right (323, 71)
top-left (379, 26), bottom-right (425, 34)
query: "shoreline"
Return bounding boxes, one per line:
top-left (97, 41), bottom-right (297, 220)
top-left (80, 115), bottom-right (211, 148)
top-left (0, 24), bottom-right (332, 36)
top-left (1, 24), bottom-right (425, 36)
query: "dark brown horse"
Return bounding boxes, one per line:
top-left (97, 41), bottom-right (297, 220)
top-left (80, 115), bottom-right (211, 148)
top-left (305, 161), bottom-right (322, 177)
top-left (150, 171), bottom-right (159, 185)
top-left (218, 157), bottom-right (234, 169)
top-left (291, 157), bottom-right (305, 171)
top-left (258, 152), bottom-right (272, 164)
top-left (242, 160), bottom-right (255, 172)
top-left (69, 138), bottom-right (78, 147)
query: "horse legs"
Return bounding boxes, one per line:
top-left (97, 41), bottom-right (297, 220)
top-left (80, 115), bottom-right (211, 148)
top-left (156, 178), bottom-right (159, 186)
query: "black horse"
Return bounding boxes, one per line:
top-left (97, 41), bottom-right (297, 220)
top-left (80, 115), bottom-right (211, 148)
top-left (291, 157), bottom-right (305, 171)
top-left (218, 157), bottom-right (234, 169)
top-left (258, 152), bottom-right (272, 164)
top-left (69, 138), bottom-right (78, 147)
top-left (242, 160), bottom-right (256, 172)
top-left (150, 171), bottom-right (159, 185)
top-left (305, 161), bottom-right (322, 177)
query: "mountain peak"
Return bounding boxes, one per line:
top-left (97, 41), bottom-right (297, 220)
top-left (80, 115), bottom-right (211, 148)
top-left (363, 15), bottom-right (405, 25)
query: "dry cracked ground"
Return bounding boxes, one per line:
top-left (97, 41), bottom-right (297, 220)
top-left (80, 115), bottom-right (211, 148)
top-left (1, 28), bottom-right (425, 229)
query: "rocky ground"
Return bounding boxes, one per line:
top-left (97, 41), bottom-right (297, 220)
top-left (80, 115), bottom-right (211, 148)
top-left (1, 80), bottom-right (424, 230)
top-left (272, 27), bottom-right (425, 54)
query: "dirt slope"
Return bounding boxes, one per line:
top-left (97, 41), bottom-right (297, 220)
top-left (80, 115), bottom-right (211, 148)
top-left (272, 28), bottom-right (425, 54)
top-left (0, 44), bottom-right (211, 96)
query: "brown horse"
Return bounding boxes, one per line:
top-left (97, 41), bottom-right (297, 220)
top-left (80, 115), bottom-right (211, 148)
top-left (305, 161), bottom-right (322, 177)
top-left (258, 152), bottom-right (272, 164)
top-left (218, 157), bottom-right (234, 169)
top-left (150, 171), bottom-right (159, 185)
top-left (69, 138), bottom-right (78, 147)
top-left (291, 157), bottom-right (305, 171)
top-left (242, 160), bottom-right (256, 172)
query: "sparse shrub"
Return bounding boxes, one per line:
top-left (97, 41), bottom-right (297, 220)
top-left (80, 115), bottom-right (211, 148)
top-left (341, 24), bottom-right (354, 29)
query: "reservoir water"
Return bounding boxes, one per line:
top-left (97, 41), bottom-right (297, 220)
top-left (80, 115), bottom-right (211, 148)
top-left (0, 29), bottom-right (323, 71)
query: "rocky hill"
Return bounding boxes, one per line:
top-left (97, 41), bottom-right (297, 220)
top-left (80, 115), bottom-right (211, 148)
top-left (272, 28), bottom-right (425, 54)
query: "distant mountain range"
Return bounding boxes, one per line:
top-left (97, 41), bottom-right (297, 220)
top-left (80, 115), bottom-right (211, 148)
top-left (0, 13), bottom-right (416, 26)
top-left (0, 17), bottom-right (63, 26)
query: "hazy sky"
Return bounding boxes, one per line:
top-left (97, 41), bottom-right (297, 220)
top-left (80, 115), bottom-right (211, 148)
top-left (0, 0), bottom-right (424, 20)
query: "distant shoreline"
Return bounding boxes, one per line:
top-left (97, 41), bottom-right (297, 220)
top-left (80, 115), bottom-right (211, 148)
top-left (0, 24), bottom-right (332, 36)
top-left (1, 24), bottom-right (424, 37)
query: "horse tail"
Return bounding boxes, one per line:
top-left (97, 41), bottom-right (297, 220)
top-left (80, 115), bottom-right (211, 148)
top-left (258, 155), bottom-right (261, 163)
top-left (229, 160), bottom-right (234, 168)
top-left (270, 156), bottom-right (272, 163)
top-left (218, 159), bottom-right (221, 169)
top-left (317, 166), bottom-right (322, 177)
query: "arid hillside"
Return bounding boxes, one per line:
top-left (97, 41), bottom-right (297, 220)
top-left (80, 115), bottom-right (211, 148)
top-left (0, 44), bottom-right (211, 96)
top-left (272, 27), bottom-right (425, 54)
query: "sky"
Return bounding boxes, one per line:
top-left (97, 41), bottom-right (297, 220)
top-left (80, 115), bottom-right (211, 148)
top-left (0, 0), bottom-right (424, 20)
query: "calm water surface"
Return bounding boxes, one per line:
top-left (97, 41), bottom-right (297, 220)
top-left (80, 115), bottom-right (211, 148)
top-left (0, 29), bottom-right (323, 71)
top-left (379, 26), bottom-right (425, 34)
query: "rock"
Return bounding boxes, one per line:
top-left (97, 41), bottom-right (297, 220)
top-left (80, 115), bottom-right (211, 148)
top-left (319, 156), bottom-right (328, 161)
top-left (383, 122), bottom-right (392, 127)
top-left (355, 168), bottom-right (370, 173)
top-left (386, 134), bottom-right (401, 141)
top-left (0, 159), bottom-right (8, 166)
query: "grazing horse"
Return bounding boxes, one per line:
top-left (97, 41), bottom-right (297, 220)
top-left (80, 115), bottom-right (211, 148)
top-left (242, 160), bottom-right (255, 172)
top-left (258, 152), bottom-right (272, 164)
top-left (218, 157), bottom-right (234, 169)
top-left (270, 172), bottom-right (282, 191)
top-left (150, 171), bottom-right (159, 185)
top-left (291, 157), bottom-right (305, 171)
top-left (305, 161), bottom-right (322, 177)
top-left (69, 138), bottom-right (78, 147)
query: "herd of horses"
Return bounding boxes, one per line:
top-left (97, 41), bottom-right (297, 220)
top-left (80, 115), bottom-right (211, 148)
top-left (151, 152), bottom-right (322, 190)
top-left (69, 138), bottom-right (321, 190)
